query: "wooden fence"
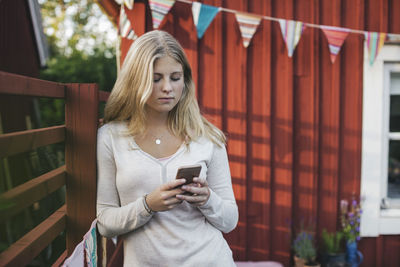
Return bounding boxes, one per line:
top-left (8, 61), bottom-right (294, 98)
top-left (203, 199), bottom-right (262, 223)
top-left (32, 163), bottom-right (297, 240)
top-left (0, 71), bottom-right (110, 266)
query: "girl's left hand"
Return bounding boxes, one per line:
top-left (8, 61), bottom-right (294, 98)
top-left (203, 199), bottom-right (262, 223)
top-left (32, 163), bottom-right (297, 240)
top-left (176, 177), bottom-right (210, 206)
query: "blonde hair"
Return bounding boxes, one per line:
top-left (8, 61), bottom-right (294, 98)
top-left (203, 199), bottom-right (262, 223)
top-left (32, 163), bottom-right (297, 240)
top-left (104, 30), bottom-right (225, 145)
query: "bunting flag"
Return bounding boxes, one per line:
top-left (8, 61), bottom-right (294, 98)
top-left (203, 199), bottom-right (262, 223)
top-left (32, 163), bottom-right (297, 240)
top-left (365, 32), bottom-right (387, 66)
top-left (149, 0), bottom-right (176, 29)
top-left (278, 19), bottom-right (306, 57)
top-left (235, 12), bottom-right (262, 48)
top-left (114, 0), bottom-right (134, 9)
top-left (119, 5), bottom-right (138, 40)
top-left (192, 2), bottom-right (220, 39)
top-left (124, 0), bottom-right (134, 10)
top-left (320, 25), bottom-right (350, 63)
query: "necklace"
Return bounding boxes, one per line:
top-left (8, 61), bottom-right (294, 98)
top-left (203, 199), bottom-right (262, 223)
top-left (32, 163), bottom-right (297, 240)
top-left (148, 132), bottom-right (163, 145)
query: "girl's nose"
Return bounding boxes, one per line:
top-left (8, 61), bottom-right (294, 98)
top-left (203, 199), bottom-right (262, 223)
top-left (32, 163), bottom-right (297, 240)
top-left (162, 81), bottom-right (172, 93)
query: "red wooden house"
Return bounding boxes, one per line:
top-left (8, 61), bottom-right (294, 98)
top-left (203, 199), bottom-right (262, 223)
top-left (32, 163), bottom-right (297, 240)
top-left (96, 0), bottom-right (400, 266)
top-left (1, 0), bottom-right (400, 266)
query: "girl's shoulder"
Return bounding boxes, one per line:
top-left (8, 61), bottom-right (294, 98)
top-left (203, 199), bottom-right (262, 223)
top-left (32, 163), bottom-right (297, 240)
top-left (98, 121), bottom-right (128, 137)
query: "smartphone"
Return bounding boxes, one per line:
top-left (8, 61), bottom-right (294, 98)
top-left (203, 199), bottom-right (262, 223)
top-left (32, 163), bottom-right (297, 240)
top-left (175, 164), bottom-right (202, 185)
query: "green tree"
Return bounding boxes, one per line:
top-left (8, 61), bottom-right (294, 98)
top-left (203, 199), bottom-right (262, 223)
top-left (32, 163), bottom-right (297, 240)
top-left (39, 0), bottom-right (118, 91)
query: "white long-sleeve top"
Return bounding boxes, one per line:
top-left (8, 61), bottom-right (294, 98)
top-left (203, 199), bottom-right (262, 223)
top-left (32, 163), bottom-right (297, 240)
top-left (96, 121), bottom-right (238, 267)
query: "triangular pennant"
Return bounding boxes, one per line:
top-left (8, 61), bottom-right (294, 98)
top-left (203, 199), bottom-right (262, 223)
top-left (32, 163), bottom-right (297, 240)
top-left (364, 32), bottom-right (387, 66)
top-left (235, 12), bottom-right (262, 48)
top-left (320, 25), bottom-right (350, 63)
top-left (119, 5), bottom-right (138, 40)
top-left (124, 0), bottom-right (134, 10)
top-left (114, 0), bottom-right (134, 9)
top-left (149, 0), bottom-right (176, 29)
top-left (278, 19), bottom-right (306, 57)
top-left (191, 2), bottom-right (220, 39)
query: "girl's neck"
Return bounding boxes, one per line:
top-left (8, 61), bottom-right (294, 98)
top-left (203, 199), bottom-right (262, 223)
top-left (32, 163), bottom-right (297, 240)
top-left (145, 110), bottom-right (169, 130)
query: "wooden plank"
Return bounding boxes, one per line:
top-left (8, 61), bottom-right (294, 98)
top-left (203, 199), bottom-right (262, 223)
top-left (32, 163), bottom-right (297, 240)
top-left (269, 1), bottom-right (294, 265)
top-left (292, 0), bottom-right (319, 243)
top-left (0, 166), bottom-right (66, 222)
top-left (108, 240), bottom-right (124, 267)
top-left (317, 0), bottom-right (342, 235)
top-left (0, 71), bottom-right (65, 98)
top-left (0, 125), bottom-right (65, 158)
top-left (223, 0), bottom-right (248, 261)
top-left (65, 83), bottom-right (98, 255)
top-left (51, 250), bottom-right (67, 267)
top-left (0, 205), bottom-right (66, 267)
top-left (99, 90), bottom-right (110, 102)
top-left (246, 0), bottom-right (273, 261)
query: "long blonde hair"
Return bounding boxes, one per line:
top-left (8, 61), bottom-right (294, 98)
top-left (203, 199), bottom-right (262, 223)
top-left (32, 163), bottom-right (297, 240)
top-left (104, 30), bottom-right (225, 145)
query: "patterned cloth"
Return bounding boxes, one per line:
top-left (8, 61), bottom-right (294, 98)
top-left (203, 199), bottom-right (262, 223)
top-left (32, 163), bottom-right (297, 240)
top-left (119, 5), bottom-right (137, 40)
top-left (321, 25), bottom-right (350, 63)
top-left (365, 31), bottom-right (387, 66)
top-left (192, 2), bottom-right (220, 38)
top-left (62, 220), bottom-right (98, 267)
top-left (149, 0), bottom-right (176, 29)
top-left (235, 12), bottom-right (262, 48)
top-left (278, 19), bottom-right (306, 57)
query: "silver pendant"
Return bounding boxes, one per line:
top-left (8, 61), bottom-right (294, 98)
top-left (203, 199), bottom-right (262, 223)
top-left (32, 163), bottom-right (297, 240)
top-left (155, 139), bottom-right (161, 145)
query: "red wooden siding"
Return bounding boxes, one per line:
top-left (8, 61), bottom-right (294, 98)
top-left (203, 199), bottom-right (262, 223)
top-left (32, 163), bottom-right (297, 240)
top-left (99, 0), bottom-right (400, 266)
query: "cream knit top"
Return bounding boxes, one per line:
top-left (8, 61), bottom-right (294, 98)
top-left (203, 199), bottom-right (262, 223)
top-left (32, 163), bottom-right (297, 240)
top-left (96, 121), bottom-right (238, 267)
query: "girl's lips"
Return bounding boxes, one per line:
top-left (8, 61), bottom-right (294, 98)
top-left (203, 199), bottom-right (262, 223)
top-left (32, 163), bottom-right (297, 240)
top-left (158, 97), bottom-right (174, 102)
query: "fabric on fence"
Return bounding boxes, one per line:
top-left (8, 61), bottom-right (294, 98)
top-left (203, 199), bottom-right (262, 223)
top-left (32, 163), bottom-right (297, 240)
top-left (62, 219), bottom-right (98, 267)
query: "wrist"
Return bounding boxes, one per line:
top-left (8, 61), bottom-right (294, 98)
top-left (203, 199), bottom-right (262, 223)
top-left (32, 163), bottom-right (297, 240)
top-left (143, 194), bottom-right (155, 214)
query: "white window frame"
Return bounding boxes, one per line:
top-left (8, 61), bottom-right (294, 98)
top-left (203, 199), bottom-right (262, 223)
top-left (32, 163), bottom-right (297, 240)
top-left (361, 43), bottom-right (400, 236)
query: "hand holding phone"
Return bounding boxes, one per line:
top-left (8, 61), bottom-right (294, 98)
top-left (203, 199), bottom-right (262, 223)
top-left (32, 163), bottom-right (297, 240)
top-left (175, 164), bottom-right (202, 185)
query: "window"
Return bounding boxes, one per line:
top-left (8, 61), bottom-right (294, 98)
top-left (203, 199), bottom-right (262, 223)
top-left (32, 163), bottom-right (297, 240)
top-left (361, 40), bottom-right (400, 236)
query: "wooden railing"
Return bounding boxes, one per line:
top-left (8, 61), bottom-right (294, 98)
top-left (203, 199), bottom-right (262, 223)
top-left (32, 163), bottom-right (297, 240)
top-left (0, 71), bottom-right (110, 266)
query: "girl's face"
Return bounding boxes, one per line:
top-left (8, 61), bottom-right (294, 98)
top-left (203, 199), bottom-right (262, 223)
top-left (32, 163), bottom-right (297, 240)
top-left (146, 56), bottom-right (184, 115)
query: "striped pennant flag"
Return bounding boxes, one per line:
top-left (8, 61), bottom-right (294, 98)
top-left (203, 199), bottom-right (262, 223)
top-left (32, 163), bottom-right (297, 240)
top-left (119, 5), bottom-right (138, 40)
top-left (278, 19), bottom-right (306, 57)
top-left (235, 12), bottom-right (262, 48)
top-left (124, 0), bottom-right (134, 10)
top-left (320, 25), bottom-right (350, 63)
top-left (365, 32), bottom-right (387, 66)
top-left (192, 2), bottom-right (220, 39)
top-left (149, 0), bottom-right (176, 29)
top-left (114, 0), bottom-right (134, 9)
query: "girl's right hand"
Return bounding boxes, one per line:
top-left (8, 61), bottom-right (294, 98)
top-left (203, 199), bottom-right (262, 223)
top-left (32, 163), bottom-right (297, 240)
top-left (145, 179), bottom-right (186, 212)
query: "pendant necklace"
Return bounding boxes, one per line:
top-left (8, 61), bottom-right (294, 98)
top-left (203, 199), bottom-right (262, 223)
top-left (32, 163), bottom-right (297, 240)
top-left (148, 132), bottom-right (164, 145)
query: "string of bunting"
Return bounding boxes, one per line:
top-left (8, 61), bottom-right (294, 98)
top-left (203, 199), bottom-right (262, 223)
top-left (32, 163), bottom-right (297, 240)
top-left (115, 0), bottom-right (400, 65)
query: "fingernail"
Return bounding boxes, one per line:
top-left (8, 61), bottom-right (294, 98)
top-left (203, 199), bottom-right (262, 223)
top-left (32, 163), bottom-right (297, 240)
top-left (182, 186), bottom-right (187, 190)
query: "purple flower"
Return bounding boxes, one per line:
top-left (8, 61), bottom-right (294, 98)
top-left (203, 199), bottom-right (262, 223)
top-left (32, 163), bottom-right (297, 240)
top-left (352, 199), bottom-right (357, 207)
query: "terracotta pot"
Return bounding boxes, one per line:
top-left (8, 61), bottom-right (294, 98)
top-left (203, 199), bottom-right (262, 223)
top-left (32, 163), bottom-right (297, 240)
top-left (294, 255), bottom-right (305, 267)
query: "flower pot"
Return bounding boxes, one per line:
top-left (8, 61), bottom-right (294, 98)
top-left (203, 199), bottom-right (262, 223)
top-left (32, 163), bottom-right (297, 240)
top-left (294, 255), bottom-right (305, 267)
top-left (305, 263), bottom-right (320, 267)
top-left (346, 241), bottom-right (363, 267)
top-left (320, 252), bottom-right (346, 267)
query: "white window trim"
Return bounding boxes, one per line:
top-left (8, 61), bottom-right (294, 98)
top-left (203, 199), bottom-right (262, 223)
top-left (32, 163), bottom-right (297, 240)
top-left (361, 43), bottom-right (400, 236)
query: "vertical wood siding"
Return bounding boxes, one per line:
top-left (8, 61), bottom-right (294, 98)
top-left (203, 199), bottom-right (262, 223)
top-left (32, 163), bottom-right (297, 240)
top-left (104, 0), bottom-right (400, 266)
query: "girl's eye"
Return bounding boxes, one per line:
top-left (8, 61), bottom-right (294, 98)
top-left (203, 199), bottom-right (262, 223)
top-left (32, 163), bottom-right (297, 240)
top-left (153, 77), bottom-right (161, 83)
top-left (171, 76), bottom-right (181, 81)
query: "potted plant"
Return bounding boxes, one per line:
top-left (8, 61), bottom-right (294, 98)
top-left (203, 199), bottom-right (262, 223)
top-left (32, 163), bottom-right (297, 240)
top-left (340, 198), bottom-right (363, 267)
top-left (293, 230), bottom-right (320, 267)
top-left (320, 229), bottom-right (345, 267)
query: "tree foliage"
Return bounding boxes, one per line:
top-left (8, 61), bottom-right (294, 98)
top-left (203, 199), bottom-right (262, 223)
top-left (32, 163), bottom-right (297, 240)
top-left (39, 0), bottom-right (117, 91)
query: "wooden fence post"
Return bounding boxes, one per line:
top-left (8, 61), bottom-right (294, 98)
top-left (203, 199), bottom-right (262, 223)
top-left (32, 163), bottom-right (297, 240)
top-left (65, 83), bottom-right (99, 255)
